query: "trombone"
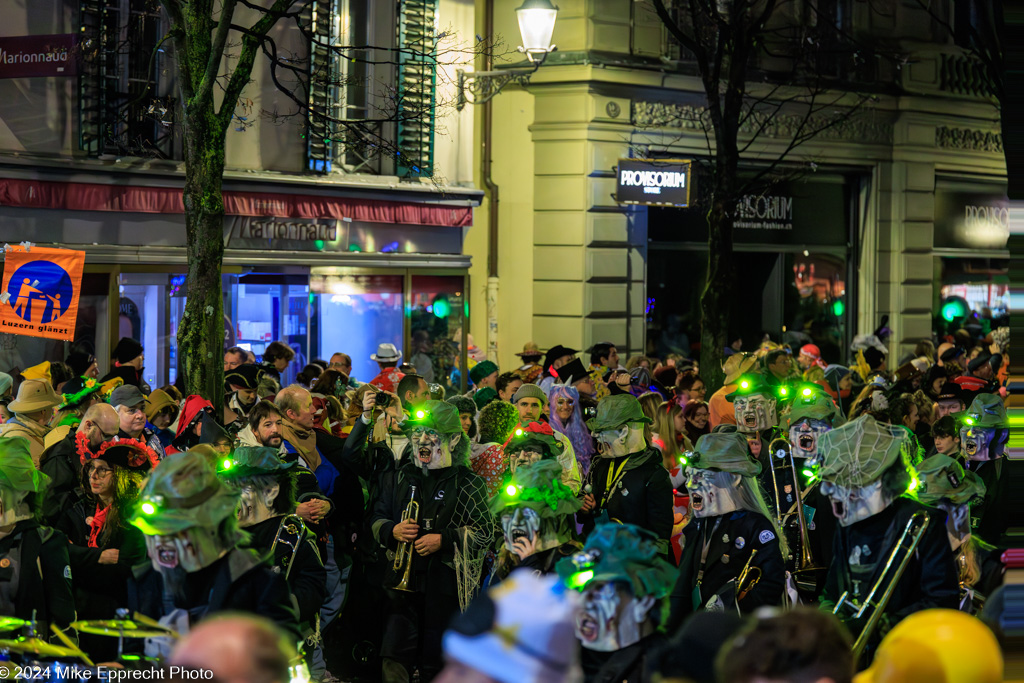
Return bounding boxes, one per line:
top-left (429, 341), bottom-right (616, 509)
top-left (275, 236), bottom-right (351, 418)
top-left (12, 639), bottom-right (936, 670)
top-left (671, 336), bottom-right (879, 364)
top-left (768, 437), bottom-right (825, 591)
top-left (392, 485), bottom-right (419, 592)
top-left (832, 510), bottom-right (930, 659)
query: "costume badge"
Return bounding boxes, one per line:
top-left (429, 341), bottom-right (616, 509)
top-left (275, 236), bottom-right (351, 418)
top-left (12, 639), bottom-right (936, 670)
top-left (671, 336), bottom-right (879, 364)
top-left (734, 537), bottom-right (745, 549)
top-left (758, 530), bottom-right (775, 544)
top-left (434, 490), bottom-right (445, 500)
top-left (721, 554), bottom-right (730, 565)
top-left (621, 488), bottom-right (629, 496)
top-left (722, 534), bottom-right (730, 544)
top-left (0, 558), bottom-right (8, 568)
top-left (64, 565), bottom-right (72, 579)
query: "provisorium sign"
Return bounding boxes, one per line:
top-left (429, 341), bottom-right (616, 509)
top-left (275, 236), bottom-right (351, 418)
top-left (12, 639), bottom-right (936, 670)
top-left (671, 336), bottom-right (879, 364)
top-left (615, 159), bottom-right (692, 206)
top-left (619, 170), bottom-right (688, 193)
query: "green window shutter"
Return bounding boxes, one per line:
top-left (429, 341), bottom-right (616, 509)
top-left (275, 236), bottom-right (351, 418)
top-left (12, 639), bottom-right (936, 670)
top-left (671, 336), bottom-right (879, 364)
top-left (396, 0), bottom-right (438, 178)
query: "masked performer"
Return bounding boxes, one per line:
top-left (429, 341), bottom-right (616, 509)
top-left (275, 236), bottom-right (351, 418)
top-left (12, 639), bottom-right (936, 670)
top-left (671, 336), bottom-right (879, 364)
top-left (128, 450), bottom-right (299, 642)
top-left (958, 393), bottom-right (1010, 544)
top-left (817, 416), bottom-right (958, 657)
top-left (217, 446), bottom-right (326, 629)
top-left (669, 432), bottom-right (785, 627)
top-left (557, 522), bottom-right (676, 683)
top-left (728, 374), bottom-right (779, 436)
top-left (0, 437), bottom-right (76, 639)
top-left (58, 439), bottom-right (156, 658)
top-left (488, 460), bottom-right (581, 584)
top-left (223, 364), bottom-right (263, 436)
top-left (168, 395), bottom-right (232, 455)
top-left (506, 421), bottom-right (581, 494)
top-left (578, 395), bottom-right (673, 548)
top-left (370, 400), bottom-right (494, 682)
top-left (915, 454), bottom-right (1001, 612)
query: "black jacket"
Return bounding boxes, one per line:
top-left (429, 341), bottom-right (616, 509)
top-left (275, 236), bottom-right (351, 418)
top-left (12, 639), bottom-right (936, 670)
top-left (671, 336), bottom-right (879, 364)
top-left (371, 460), bottom-right (493, 595)
top-left (0, 520), bottom-right (76, 632)
top-left (243, 515), bottom-right (326, 625)
top-left (577, 449), bottom-right (674, 545)
top-left (820, 497), bottom-right (959, 648)
top-left (581, 633), bottom-right (666, 683)
top-left (39, 431), bottom-right (85, 526)
top-left (669, 510), bottom-right (785, 629)
top-left (127, 547), bottom-right (300, 638)
top-left (967, 458), bottom-right (1009, 544)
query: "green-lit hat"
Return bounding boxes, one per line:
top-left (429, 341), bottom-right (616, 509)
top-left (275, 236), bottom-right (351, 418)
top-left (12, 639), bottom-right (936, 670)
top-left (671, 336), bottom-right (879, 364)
top-left (915, 454), bottom-right (986, 506)
top-left (218, 446), bottom-right (295, 480)
top-left (783, 392), bottom-right (842, 430)
top-left (585, 394), bottom-right (652, 433)
top-left (725, 374), bottom-right (773, 402)
top-left (490, 460), bottom-right (581, 517)
top-left (473, 386), bottom-right (499, 410)
top-left (59, 376), bottom-right (103, 410)
top-left (556, 522), bottom-right (675, 598)
top-left (817, 415), bottom-right (908, 489)
top-left (0, 437), bottom-right (50, 493)
top-left (689, 432), bottom-right (761, 477)
top-left (132, 450), bottom-right (240, 536)
top-left (958, 393), bottom-right (1009, 429)
top-left (402, 399), bottom-right (464, 435)
top-left (506, 422), bottom-right (562, 458)
top-left (469, 360), bottom-right (499, 384)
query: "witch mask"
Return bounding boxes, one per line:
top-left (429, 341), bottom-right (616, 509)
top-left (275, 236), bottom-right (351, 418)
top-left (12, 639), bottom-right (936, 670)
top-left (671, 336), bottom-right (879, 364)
top-left (685, 468), bottom-right (743, 518)
top-left (236, 477), bottom-right (280, 528)
top-left (576, 581), bottom-right (656, 652)
top-left (733, 394), bottom-right (778, 433)
top-left (411, 427), bottom-right (459, 470)
top-left (960, 425), bottom-right (1007, 462)
top-left (820, 479), bottom-right (891, 527)
top-left (145, 525), bottom-right (231, 573)
top-left (790, 418), bottom-right (832, 459)
top-left (594, 424), bottom-right (645, 459)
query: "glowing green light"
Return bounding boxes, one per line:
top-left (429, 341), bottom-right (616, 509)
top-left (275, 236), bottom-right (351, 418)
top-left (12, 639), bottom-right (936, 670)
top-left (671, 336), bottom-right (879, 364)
top-left (907, 477), bottom-right (920, 493)
top-left (567, 569), bottom-right (594, 590)
top-left (833, 300), bottom-right (845, 316)
top-left (515, 428), bottom-right (523, 436)
top-left (740, 380), bottom-right (750, 390)
top-left (941, 300), bottom-right (967, 323)
top-left (347, 243), bottom-right (363, 252)
top-left (802, 387), bottom-right (813, 397)
top-left (506, 484), bottom-right (518, 496)
top-left (141, 502), bottom-right (156, 515)
top-left (779, 387), bottom-right (788, 397)
top-left (432, 297), bottom-right (451, 319)
top-left (679, 455), bottom-right (688, 465)
top-left (314, 240), bottom-right (325, 250)
top-left (964, 417), bottom-right (974, 425)
top-left (222, 458), bottom-right (233, 470)
top-left (416, 410), bottom-right (426, 419)
top-left (801, 468), bottom-right (816, 481)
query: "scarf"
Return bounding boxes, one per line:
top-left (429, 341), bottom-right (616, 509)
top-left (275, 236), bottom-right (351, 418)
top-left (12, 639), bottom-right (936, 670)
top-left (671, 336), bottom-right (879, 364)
top-left (88, 503), bottom-right (110, 548)
top-left (280, 419), bottom-right (321, 472)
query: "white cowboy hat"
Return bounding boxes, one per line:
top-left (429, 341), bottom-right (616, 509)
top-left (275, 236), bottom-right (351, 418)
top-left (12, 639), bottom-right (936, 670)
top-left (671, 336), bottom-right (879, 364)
top-left (370, 343), bottom-right (402, 362)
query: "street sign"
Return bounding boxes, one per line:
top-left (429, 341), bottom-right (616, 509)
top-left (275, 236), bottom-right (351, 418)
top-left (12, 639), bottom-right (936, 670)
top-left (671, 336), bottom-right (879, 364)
top-left (616, 158), bottom-right (692, 207)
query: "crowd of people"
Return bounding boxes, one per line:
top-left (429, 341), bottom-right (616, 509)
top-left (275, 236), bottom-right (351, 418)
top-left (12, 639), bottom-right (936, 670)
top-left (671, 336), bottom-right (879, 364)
top-left (0, 322), bottom-right (1012, 683)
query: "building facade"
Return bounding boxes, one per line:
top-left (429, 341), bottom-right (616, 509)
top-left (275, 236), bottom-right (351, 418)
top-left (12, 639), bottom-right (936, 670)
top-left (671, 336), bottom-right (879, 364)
top-left (468, 0), bottom-right (1007, 370)
top-left (0, 0), bottom-right (480, 388)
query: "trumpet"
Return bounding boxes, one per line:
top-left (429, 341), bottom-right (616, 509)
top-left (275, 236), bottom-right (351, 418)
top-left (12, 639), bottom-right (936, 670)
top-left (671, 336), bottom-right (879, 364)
top-left (832, 510), bottom-right (930, 659)
top-left (392, 485), bottom-right (419, 592)
top-left (736, 549), bottom-right (761, 602)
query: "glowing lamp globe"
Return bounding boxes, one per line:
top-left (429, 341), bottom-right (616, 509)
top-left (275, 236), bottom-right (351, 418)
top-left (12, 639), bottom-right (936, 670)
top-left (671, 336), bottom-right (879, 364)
top-left (516, 0), bottom-right (558, 62)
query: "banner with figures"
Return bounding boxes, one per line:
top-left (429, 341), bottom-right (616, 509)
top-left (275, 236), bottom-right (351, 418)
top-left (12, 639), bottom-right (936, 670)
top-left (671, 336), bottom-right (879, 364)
top-left (0, 245), bottom-right (85, 341)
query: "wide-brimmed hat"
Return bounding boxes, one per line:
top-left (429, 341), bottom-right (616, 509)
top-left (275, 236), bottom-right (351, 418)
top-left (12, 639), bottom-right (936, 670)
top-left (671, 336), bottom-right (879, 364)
top-left (370, 343), bottom-right (402, 362)
top-left (59, 376), bottom-right (103, 410)
top-left (131, 450), bottom-right (240, 536)
top-left (0, 437), bottom-right (50, 493)
top-left (469, 360), bottom-right (499, 384)
top-left (725, 373), bottom-right (773, 402)
top-left (85, 437), bottom-right (160, 473)
top-left (585, 394), bottom-right (652, 433)
top-left (219, 446), bottom-right (295, 480)
top-left (689, 432), bottom-right (761, 477)
top-left (915, 454), bottom-right (985, 506)
top-left (490, 459), bottom-right (580, 517)
top-left (556, 522), bottom-right (675, 598)
top-left (224, 363), bottom-right (264, 390)
top-left (817, 415), bottom-right (907, 489)
top-left (8, 379), bottom-right (62, 413)
top-left (935, 382), bottom-right (964, 404)
top-left (722, 353), bottom-right (758, 385)
top-left (783, 392), bottom-right (842, 430)
top-left (402, 399), bottom-right (464, 435)
top-left (556, 358), bottom-right (589, 385)
top-left (543, 345), bottom-right (578, 366)
top-left (958, 393), bottom-right (1008, 429)
top-left (516, 342), bottom-right (543, 359)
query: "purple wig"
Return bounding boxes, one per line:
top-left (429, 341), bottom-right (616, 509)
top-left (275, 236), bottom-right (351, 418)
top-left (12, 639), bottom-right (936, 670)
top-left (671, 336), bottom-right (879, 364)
top-left (547, 384), bottom-right (595, 476)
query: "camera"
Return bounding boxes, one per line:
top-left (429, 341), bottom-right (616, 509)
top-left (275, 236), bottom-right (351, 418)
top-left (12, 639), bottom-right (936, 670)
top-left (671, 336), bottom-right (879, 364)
top-left (374, 390), bottom-right (392, 409)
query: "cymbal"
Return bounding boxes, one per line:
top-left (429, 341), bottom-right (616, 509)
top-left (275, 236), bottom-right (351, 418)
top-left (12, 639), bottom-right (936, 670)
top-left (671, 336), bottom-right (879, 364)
top-left (71, 620), bottom-right (174, 638)
top-left (0, 637), bottom-right (77, 658)
top-left (0, 617), bottom-right (25, 632)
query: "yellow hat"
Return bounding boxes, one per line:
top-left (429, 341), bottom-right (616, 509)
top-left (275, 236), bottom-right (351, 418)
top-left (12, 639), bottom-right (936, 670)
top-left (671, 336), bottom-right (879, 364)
top-left (21, 361), bottom-right (51, 383)
top-left (854, 609), bottom-right (1002, 683)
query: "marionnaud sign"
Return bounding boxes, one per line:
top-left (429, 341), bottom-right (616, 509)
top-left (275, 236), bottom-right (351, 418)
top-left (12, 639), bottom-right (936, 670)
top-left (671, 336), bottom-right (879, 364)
top-left (616, 159), bottom-right (692, 207)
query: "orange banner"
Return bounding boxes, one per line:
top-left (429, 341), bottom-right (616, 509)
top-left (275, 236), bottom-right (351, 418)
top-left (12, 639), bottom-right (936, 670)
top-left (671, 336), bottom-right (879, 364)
top-left (0, 246), bottom-right (85, 341)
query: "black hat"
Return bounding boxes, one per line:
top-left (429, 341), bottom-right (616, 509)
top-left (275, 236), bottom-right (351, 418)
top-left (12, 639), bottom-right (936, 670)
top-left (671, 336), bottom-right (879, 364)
top-left (113, 337), bottom-right (144, 364)
top-left (224, 363), bottom-right (263, 390)
top-left (935, 382), bottom-right (964, 403)
top-left (556, 358), bottom-right (589, 385)
top-left (967, 349), bottom-right (994, 373)
top-left (862, 346), bottom-right (885, 370)
top-left (543, 345), bottom-right (578, 369)
top-left (940, 346), bottom-right (965, 363)
top-left (66, 351), bottom-right (97, 377)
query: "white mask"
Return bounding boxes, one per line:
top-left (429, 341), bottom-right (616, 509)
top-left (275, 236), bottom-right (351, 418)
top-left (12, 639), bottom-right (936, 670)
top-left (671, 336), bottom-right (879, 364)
top-left (145, 525), bottom-right (230, 573)
top-left (820, 479), bottom-right (891, 526)
top-left (733, 394), bottom-right (777, 433)
top-left (684, 468), bottom-right (743, 518)
top-left (236, 481), bottom-right (280, 527)
top-left (411, 427), bottom-right (459, 470)
top-left (575, 581), bottom-right (656, 652)
top-left (789, 418), bottom-right (831, 459)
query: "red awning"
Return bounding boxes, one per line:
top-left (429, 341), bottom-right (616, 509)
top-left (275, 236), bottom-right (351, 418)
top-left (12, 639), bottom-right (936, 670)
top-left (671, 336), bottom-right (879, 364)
top-left (0, 177), bottom-right (472, 227)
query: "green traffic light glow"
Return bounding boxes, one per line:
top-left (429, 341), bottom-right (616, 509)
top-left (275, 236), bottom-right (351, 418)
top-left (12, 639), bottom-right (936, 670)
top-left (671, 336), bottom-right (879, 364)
top-left (567, 569), bottom-right (594, 590)
top-left (141, 502), bottom-right (156, 515)
top-left (833, 300), bottom-right (844, 316)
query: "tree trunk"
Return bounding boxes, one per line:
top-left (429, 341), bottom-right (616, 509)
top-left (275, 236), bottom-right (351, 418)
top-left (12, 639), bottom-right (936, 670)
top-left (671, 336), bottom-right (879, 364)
top-left (177, 112), bottom-right (227, 405)
top-left (699, 192), bottom-right (736, 393)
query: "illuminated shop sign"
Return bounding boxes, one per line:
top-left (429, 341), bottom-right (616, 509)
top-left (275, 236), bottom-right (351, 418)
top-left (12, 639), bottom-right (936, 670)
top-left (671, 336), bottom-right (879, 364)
top-left (616, 159), bottom-right (692, 206)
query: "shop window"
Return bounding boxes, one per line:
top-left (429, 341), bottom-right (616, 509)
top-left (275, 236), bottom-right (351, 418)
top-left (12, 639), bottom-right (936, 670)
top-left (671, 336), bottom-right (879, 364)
top-left (410, 275), bottom-right (466, 389)
top-left (226, 276), bottom-right (312, 386)
top-left (783, 253), bottom-right (847, 365)
top-left (121, 272), bottom-right (172, 390)
top-left (312, 274), bottom-right (404, 385)
top-left (936, 257), bottom-right (1008, 337)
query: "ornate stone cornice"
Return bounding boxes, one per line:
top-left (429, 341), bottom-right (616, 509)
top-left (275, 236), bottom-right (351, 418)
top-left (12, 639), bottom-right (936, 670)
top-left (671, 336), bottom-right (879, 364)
top-left (934, 126), bottom-right (1003, 154)
top-left (630, 101), bottom-right (894, 145)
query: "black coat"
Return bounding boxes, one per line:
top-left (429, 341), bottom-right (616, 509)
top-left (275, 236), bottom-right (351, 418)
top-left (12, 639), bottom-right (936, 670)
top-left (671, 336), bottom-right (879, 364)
top-left (669, 510), bottom-right (785, 630)
top-left (39, 431), bottom-right (85, 526)
top-left (820, 497), bottom-right (959, 649)
top-left (967, 458), bottom-right (1009, 544)
top-left (581, 634), bottom-right (666, 683)
top-left (127, 547), bottom-right (300, 639)
top-left (0, 520), bottom-right (76, 632)
top-left (577, 449), bottom-right (674, 545)
top-left (243, 515), bottom-right (326, 625)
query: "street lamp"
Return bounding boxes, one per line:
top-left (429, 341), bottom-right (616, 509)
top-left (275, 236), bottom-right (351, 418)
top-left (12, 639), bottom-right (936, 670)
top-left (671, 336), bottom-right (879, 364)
top-left (456, 0), bottom-right (558, 110)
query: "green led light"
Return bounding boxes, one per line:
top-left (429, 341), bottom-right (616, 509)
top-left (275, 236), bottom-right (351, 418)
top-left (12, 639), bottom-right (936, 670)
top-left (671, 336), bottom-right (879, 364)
top-left (679, 454), bottom-right (688, 465)
top-left (222, 459), bottom-right (233, 470)
top-left (141, 502), bottom-right (156, 515)
top-left (515, 428), bottom-right (523, 436)
top-left (416, 410), bottom-right (426, 419)
top-left (801, 468), bottom-right (816, 480)
top-left (432, 297), bottom-right (451, 319)
top-left (779, 387), bottom-right (788, 397)
top-left (802, 387), bottom-right (813, 397)
top-left (740, 380), bottom-right (750, 389)
top-left (964, 417), bottom-right (974, 426)
top-left (907, 477), bottom-right (920, 493)
top-left (567, 569), bottom-right (594, 590)
top-left (505, 484), bottom-right (518, 496)
top-left (833, 300), bottom-right (845, 316)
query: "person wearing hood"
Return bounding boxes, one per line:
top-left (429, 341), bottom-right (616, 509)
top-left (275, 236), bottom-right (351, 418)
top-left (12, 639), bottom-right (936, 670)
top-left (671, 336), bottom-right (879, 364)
top-left (110, 384), bottom-right (167, 460)
top-left (145, 387), bottom-right (180, 448)
top-left (370, 400), bottom-right (493, 682)
top-left (223, 363), bottom-right (263, 436)
top-left (100, 336), bottom-right (150, 393)
top-left (166, 394), bottom-right (229, 455)
top-left (577, 395), bottom-right (673, 551)
top-left (959, 394), bottom-right (1010, 544)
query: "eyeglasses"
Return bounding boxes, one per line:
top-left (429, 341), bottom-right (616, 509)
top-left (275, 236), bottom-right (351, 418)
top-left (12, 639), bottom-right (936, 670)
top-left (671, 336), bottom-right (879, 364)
top-left (88, 466), bottom-right (113, 478)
